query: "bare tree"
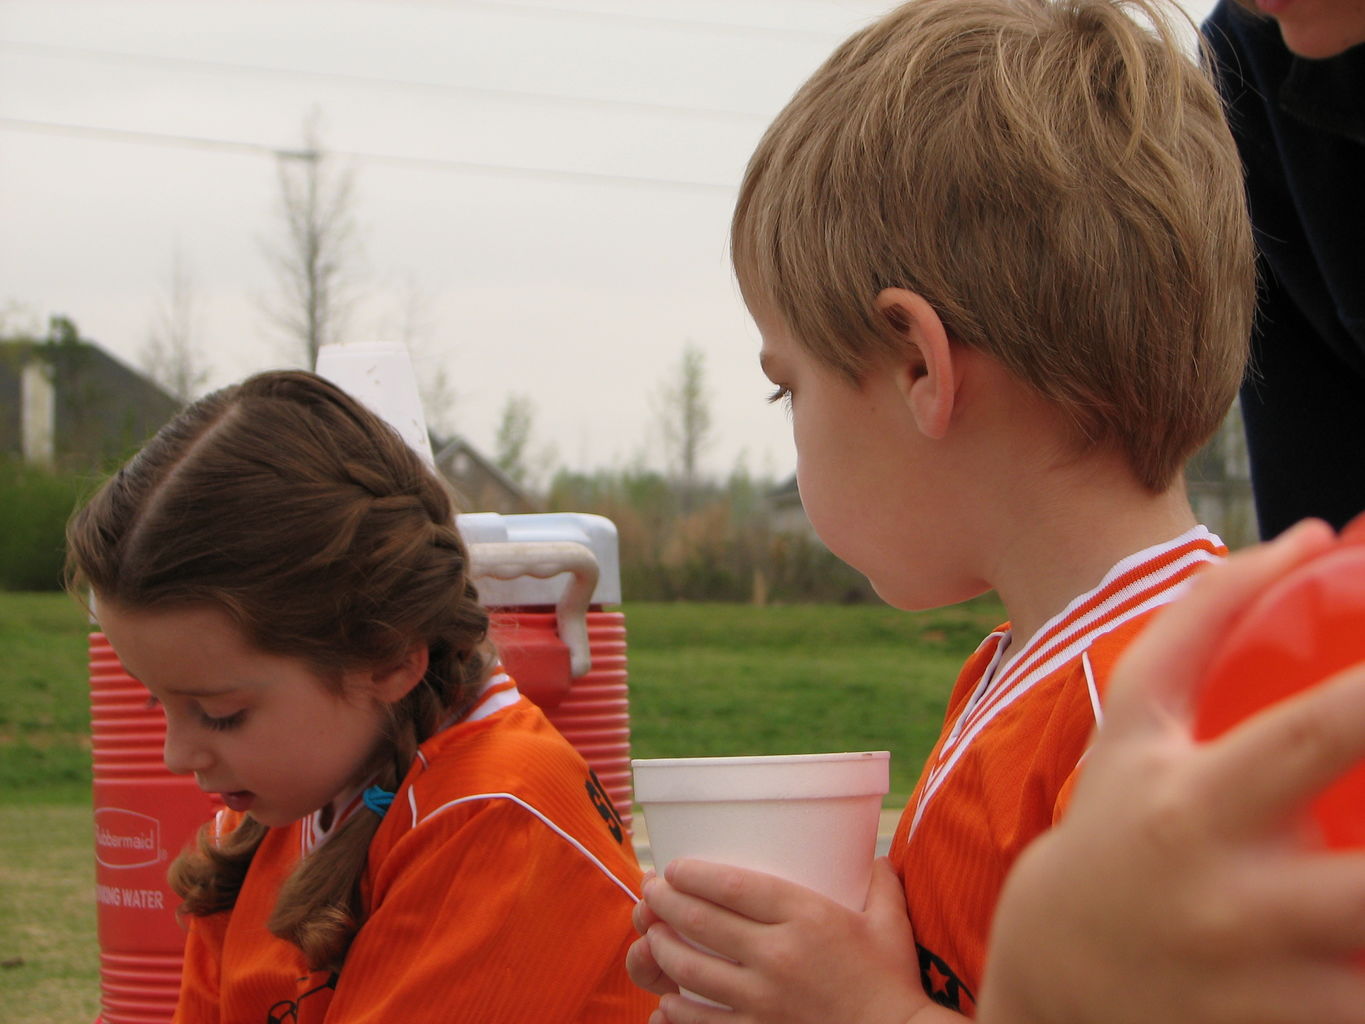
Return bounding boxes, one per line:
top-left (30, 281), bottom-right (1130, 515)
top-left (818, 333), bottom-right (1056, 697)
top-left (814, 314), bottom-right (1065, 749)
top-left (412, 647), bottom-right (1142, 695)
top-left (263, 112), bottom-right (363, 366)
top-left (491, 393), bottom-right (557, 494)
top-left (657, 341), bottom-right (713, 507)
top-left (142, 247), bottom-right (210, 403)
top-left (494, 393), bottom-right (535, 485)
top-left (383, 272), bottom-right (458, 440)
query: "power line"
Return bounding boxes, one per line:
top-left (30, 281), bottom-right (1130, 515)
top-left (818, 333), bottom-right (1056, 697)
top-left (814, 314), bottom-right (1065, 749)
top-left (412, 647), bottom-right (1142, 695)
top-left (0, 115), bottom-right (736, 195)
top-left (356, 0), bottom-right (847, 42)
top-left (0, 116), bottom-right (279, 159)
top-left (0, 38), bottom-right (769, 123)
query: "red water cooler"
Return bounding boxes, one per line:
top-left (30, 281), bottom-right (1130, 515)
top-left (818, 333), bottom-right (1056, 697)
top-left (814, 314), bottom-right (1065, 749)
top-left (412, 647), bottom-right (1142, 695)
top-left (89, 633), bottom-right (218, 1024)
top-left (462, 512), bottom-right (635, 831)
top-left (87, 512), bottom-right (632, 1023)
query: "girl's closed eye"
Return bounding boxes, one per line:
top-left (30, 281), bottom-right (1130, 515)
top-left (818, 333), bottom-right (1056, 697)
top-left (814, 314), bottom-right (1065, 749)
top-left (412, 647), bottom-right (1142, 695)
top-left (767, 384), bottom-right (792, 408)
top-left (145, 692), bottom-right (245, 731)
top-left (197, 706), bottom-right (248, 732)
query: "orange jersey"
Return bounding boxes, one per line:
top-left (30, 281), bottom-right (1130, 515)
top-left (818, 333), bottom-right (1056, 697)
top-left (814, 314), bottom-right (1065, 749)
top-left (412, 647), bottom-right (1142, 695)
top-left (889, 527), bottom-right (1226, 1015)
top-left (172, 674), bottom-right (657, 1023)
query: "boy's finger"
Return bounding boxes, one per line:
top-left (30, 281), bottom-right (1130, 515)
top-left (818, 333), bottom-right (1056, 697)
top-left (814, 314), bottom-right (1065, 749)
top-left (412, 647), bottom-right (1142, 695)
top-left (1198, 660), bottom-right (1365, 836)
top-left (663, 858), bottom-right (807, 925)
top-left (646, 923), bottom-right (744, 1011)
top-left (657, 991), bottom-right (734, 1024)
top-left (1105, 519), bottom-right (1335, 731)
top-left (625, 933), bottom-right (680, 997)
top-left (863, 858), bottom-right (910, 926)
top-left (643, 868), bottom-right (765, 959)
top-left (634, 882), bottom-right (663, 935)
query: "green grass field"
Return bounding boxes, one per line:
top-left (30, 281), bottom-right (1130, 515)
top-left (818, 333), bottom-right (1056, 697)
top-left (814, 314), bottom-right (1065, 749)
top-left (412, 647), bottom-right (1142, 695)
top-left (0, 591), bottom-right (94, 804)
top-left (0, 589), bottom-right (1003, 1021)
top-left (625, 600), bottom-right (1002, 803)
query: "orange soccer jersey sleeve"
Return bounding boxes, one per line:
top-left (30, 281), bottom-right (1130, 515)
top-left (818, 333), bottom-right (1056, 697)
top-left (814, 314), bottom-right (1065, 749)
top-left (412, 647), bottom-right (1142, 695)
top-left (323, 794), bottom-right (650, 1021)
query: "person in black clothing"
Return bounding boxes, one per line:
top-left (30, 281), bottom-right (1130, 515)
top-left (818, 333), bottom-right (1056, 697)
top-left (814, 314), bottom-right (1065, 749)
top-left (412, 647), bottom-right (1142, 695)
top-left (1202, 1), bottom-right (1365, 539)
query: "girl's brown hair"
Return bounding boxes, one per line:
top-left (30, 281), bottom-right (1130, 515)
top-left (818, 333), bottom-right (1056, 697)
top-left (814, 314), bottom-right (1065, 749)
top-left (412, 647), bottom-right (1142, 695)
top-left (66, 370), bottom-right (489, 970)
top-left (732, 0), bottom-right (1254, 492)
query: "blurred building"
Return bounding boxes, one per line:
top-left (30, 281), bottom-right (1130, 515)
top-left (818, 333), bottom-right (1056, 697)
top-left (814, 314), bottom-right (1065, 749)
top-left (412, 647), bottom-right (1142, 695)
top-left (434, 436), bottom-right (536, 515)
top-left (767, 474), bottom-right (813, 537)
top-left (1187, 399), bottom-right (1257, 549)
top-left (1, 336), bottom-right (180, 471)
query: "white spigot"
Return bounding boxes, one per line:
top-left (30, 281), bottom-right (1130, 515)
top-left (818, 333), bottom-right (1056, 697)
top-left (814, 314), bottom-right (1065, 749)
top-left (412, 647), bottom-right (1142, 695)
top-left (467, 541), bottom-right (600, 678)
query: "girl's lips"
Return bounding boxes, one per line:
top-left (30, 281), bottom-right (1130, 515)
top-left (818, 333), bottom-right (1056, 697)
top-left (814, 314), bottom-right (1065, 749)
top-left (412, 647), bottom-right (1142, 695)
top-left (220, 791), bottom-right (255, 812)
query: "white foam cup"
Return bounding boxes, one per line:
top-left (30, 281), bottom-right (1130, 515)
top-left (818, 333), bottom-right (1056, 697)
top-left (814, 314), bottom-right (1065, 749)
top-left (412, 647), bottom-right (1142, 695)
top-left (314, 341), bottom-right (435, 467)
top-left (632, 751), bottom-right (890, 1007)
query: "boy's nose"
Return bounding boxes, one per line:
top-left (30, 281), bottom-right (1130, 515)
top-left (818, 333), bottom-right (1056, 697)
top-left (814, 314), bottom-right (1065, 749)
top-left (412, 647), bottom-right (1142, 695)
top-left (162, 720), bottom-right (212, 776)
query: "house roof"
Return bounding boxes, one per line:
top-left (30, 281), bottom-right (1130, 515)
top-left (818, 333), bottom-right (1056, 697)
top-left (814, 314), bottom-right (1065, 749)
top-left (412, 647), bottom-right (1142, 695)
top-left (1, 337), bottom-right (180, 468)
top-left (432, 435), bottom-right (534, 509)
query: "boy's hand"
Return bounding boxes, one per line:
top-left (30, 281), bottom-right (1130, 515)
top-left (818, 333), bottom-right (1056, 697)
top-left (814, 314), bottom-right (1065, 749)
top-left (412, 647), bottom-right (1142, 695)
top-left (632, 856), bottom-right (933, 1024)
top-left (626, 870), bottom-right (678, 997)
top-left (979, 519), bottom-right (1365, 1024)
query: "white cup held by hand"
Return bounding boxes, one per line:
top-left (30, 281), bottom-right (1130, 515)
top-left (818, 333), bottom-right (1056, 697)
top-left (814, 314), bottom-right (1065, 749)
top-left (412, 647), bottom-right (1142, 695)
top-left (632, 751), bottom-right (891, 1006)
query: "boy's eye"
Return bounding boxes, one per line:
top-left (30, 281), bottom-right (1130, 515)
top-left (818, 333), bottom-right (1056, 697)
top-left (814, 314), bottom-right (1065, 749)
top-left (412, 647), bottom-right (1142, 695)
top-left (767, 384), bottom-right (792, 408)
top-left (144, 694), bottom-right (162, 711)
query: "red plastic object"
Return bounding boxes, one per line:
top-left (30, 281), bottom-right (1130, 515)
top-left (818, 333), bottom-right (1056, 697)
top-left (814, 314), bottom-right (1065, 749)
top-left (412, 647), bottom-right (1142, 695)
top-left (1194, 520), bottom-right (1365, 850)
top-left (491, 608), bottom-right (634, 831)
top-left (90, 633), bottom-right (219, 1024)
top-left (490, 612), bottom-right (573, 710)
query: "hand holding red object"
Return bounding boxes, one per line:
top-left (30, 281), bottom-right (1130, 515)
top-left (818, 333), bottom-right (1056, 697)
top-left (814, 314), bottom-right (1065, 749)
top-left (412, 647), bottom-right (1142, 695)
top-left (1195, 513), bottom-right (1365, 849)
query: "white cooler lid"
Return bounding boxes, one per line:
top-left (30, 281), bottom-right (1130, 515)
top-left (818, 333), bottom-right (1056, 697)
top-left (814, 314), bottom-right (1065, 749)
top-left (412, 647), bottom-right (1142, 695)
top-left (456, 512), bottom-right (621, 606)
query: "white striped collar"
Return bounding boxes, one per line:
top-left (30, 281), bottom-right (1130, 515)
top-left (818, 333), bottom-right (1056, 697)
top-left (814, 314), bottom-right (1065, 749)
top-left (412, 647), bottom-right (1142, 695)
top-left (945, 525), bottom-right (1219, 753)
top-left (906, 526), bottom-right (1223, 841)
top-left (296, 672), bottom-right (524, 855)
top-left (463, 671), bottom-right (520, 722)
top-left (300, 783), bottom-right (368, 857)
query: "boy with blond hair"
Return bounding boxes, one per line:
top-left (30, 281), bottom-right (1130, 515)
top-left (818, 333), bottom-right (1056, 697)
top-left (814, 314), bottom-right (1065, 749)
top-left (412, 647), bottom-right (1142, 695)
top-left (628, 0), bottom-right (1253, 1019)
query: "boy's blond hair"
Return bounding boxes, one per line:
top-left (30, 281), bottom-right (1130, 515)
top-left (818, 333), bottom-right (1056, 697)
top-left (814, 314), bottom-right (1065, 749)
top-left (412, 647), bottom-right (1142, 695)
top-left (732, 0), bottom-right (1252, 491)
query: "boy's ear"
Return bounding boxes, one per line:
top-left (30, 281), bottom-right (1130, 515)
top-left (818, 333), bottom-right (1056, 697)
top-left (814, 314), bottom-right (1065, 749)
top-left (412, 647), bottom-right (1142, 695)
top-left (874, 287), bottom-right (956, 440)
top-left (371, 644), bottom-right (430, 704)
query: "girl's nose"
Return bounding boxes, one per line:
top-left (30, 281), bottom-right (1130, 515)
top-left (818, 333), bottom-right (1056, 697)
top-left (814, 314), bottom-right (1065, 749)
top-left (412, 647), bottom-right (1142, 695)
top-left (162, 719), bottom-right (212, 776)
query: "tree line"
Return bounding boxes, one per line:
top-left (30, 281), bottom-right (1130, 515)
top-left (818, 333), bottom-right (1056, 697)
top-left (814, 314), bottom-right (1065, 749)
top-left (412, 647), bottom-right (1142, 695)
top-left (488, 338), bottom-right (874, 605)
top-left (6, 112), bottom-right (1251, 595)
top-left (545, 465), bottom-right (874, 605)
top-left (1, 314), bottom-right (873, 603)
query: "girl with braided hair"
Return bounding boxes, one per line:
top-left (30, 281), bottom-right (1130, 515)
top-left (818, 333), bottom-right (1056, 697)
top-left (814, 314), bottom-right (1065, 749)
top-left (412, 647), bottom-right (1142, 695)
top-left (67, 370), bottom-right (655, 1022)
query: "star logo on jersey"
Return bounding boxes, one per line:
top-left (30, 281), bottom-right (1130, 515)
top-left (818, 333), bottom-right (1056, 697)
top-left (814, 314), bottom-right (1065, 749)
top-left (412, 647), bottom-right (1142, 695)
top-left (926, 961), bottom-right (952, 996)
top-left (917, 944), bottom-right (975, 1014)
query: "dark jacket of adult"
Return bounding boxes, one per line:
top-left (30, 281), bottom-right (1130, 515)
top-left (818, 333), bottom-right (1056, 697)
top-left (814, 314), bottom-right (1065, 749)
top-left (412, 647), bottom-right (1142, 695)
top-left (1203, 2), bottom-right (1365, 537)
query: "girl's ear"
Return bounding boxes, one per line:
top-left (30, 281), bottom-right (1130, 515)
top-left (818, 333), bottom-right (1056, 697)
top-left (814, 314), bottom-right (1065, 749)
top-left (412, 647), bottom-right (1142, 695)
top-left (371, 644), bottom-right (430, 704)
top-left (874, 287), bottom-right (957, 440)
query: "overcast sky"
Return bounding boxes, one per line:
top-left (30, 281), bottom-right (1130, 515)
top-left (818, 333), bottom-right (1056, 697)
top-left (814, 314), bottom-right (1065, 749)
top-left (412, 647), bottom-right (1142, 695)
top-left (0, 0), bottom-right (1219, 484)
